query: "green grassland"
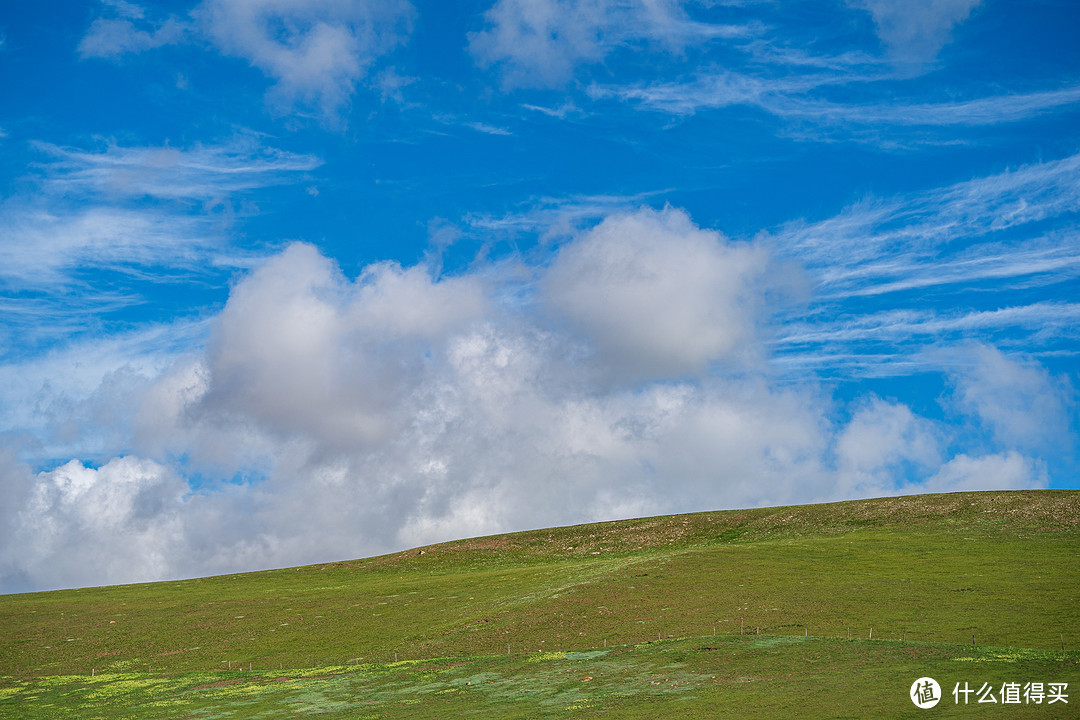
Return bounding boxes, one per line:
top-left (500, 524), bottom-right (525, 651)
top-left (1, 490), bottom-right (1078, 717)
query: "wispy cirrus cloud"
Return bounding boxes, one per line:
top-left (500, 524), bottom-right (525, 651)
top-left (768, 152), bottom-right (1080, 376)
top-left (592, 71), bottom-right (1080, 132)
top-left (783, 85), bottom-right (1080, 128)
top-left (463, 190), bottom-right (674, 243)
top-left (811, 236), bottom-right (1080, 300)
top-left (4, 136), bottom-right (319, 284)
top-left (780, 151), bottom-right (1080, 277)
top-left (430, 114), bottom-right (514, 137)
top-left (588, 68), bottom-right (838, 115)
top-left (0, 205), bottom-right (217, 290)
top-left (469, 0), bottom-right (761, 88)
top-left (0, 136), bottom-right (319, 353)
top-left (776, 303), bottom-right (1080, 349)
top-left (576, 1), bottom-right (1076, 144)
top-left (33, 137), bottom-right (322, 202)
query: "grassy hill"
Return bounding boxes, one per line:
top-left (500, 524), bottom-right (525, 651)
top-left (1, 490), bottom-right (1078, 718)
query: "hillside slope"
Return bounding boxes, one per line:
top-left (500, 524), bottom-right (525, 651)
top-left (1, 490), bottom-right (1077, 677)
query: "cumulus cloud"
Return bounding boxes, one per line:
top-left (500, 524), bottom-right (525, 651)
top-left (2, 207), bottom-right (1070, 592)
top-left (78, 0), bottom-right (414, 117)
top-left (0, 449), bottom-right (37, 593)
top-left (194, 0), bottom-right (415, 116)
top-left (542, 207), bottom-right (772, 379)
top-left (850, 0), bottom-right (983, 64)
top-left (200, 242), bottom-right (487, 450)
top-left (948, 343), bottom-right (1076, 453)
top-left (834, 397), bottom-right (942, 496)
top-left (0, 455), bottom-right (188, 592)
top-left (921, 451), bottom-right (1047, 493)
top-left (469, 0), bottom-right (609, 87)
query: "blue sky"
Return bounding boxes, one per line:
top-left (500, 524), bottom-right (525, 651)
top-left (1, 0), bottom-right (1078, 593)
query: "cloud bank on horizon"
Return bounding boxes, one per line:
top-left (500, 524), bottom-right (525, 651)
top-left (0, 0), bottom-right (1077, 593)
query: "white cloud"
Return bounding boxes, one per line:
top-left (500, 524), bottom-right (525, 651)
top-left (948, 343), bottom-right (1076, 453)
top-left (78, 0), bottom-right (414, 118)
top-left (834, 397), bottom-right (942, 496)
top-left (470, 0), bottom-right (757, 88)
top-left (431, 113), bottom-right (514, 136)
top-left (542, 207), bottom-right (772, 379)
top-left (463, 121), bottom-right (513, 136)
top-left (2, 208), bottom-right (1071, 592)
top-left (0, 136), bottom-right (318, 346)
top-left (775, 303), bottom-right (1080, 364)
top-left (0, 319), bottom-right (209, 463)
top-left (104, 0), bottom-right (151, 20)
top-left (194, 0), bottom-right (415, 117)
top-left (34, 136), bottom-right (322, 202)
top-left (850, 0), bottom-right (983, 64)
top-left (78, 15), bottom-right (188, 58)
top-left (1, 456), bottom-right (189, 592)
top-left (0, 205), bottom-right (217, 290)
top-left (920, 451), bottom-right (1047, 493)
top-left (764, 152), bottom-right (1080, 377)
top-left (588, 69), bottom-right (828, 116)
top-left (198, 242), bottom-right (487, 450)
top-left (464, 190), bottom-right (673, 242)
top-left (3, 210), bottom-right (815, 589)
top-left (470, 0), bottom-right (609, 88)
top-left (802, 85), bottom-right (1080, 127)
top-left (594, 71), bottom-right (1080, 130)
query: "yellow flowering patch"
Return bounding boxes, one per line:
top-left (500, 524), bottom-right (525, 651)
top-left (526, 651), bottom-right (567, 663)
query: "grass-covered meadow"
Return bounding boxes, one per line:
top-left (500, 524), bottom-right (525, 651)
top-left (1, 490), bottom-right (1078, 717)
top-left (2, 638), bottom-right (1077, 719)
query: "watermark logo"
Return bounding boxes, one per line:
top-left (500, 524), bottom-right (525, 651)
top-left (910, 678), bottom-right (1069, 708)
top-left (911, 677), bottom-right (942, 709)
